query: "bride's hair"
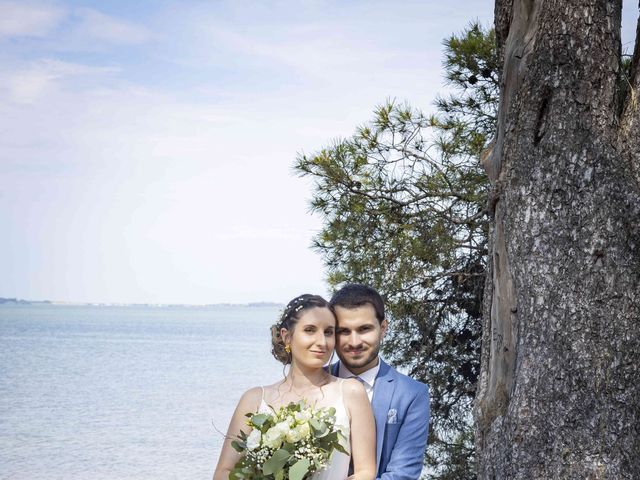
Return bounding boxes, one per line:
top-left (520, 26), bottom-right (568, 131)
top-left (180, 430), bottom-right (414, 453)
top-left (270, 294), bottom-right (332, 365)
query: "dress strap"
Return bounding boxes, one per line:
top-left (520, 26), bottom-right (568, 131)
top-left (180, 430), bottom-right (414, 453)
top-left (338, 378), bottom-right (351, 423)
top-left (254, 386), bottom-right (265, 413)
top-left (339, 378), bottom-right (346, 403)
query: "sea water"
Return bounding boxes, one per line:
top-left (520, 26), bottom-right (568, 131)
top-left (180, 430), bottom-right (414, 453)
top-left (0, 304), bottom-right (285, 479)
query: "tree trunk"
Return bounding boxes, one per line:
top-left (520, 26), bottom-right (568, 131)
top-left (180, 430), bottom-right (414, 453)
top-left (475, 0), bottom-right (640, 478)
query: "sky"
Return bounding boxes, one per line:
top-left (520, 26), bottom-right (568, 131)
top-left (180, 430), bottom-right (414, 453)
top-left (1, 1), bottom-right (638, 305)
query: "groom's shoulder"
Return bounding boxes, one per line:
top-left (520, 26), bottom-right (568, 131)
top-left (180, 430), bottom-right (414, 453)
top-left (385, 362), bottom-right (429, 396)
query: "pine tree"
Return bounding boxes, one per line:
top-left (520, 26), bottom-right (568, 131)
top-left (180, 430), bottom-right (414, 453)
top-left (295, 23), bottom-right (498, 478)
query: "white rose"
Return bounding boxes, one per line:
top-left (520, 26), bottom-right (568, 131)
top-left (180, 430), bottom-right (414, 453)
top-left (286, 422), bottom-right (312, 443)
top-left (246, 429), bottom-right (261, 451)
top-left (274, 420), bottom-right (291, 435)
top-left (263, 426), bottom-right (284, 449)
top-left (295, 410), bottom-right (312, 423)
top-left (298, 422), bottom-right (311, 439)
top-left (285, 425), bottom-right (304, 443)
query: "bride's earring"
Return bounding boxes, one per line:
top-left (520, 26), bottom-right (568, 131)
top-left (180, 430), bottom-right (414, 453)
top-left (285, 344), bottom-right (291, 354)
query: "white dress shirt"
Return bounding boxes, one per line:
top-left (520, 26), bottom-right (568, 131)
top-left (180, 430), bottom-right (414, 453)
top-left (338, 358), bottom-right (381, 401)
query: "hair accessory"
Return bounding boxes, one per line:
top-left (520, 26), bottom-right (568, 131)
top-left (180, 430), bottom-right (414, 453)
top-left (280, 297), bottom-right (307, 326)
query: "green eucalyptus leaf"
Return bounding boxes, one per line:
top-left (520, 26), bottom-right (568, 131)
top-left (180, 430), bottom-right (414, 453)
top-left (251, 414), bottom-right (270, 427)
top-left (289, 458), bottom-right (311, 480)
top-left (309, 418), bottom-right (323, 431)
top-left (262, 449), bottom-right (292, 475)
top-left (231, 440), bottom-right (245, 453)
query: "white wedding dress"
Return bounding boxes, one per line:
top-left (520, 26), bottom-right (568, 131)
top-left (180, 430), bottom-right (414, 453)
top-left (259, 379), bottom-right (351, 480)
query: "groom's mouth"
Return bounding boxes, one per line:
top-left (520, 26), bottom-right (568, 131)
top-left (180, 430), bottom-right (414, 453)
top-left (345, 349), bottom-right (365, 356)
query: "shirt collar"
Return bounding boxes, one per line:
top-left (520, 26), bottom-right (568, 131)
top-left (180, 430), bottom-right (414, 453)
top-left (338, 357), bottom-right (381, 389)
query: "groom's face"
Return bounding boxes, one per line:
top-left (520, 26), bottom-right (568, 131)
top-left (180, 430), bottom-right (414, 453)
top-left (334, 303), bottom-right (387, 375)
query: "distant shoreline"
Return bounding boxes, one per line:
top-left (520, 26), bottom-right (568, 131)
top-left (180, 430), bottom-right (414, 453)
top-left (0, 297), bottom-right (283, 308)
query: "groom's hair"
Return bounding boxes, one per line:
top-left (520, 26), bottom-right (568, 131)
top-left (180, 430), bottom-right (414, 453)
top-left (329, 283), bottom-right (385, 324)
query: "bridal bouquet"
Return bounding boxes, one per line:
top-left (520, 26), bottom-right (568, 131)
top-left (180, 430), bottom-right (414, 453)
top-left (229, 399), bottom-right (348, 480)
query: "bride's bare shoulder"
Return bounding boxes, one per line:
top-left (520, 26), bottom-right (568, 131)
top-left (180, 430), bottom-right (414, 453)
top-left (246, 379), bottom-right (287, 395)
top-left (234, 385), bottom-right (264, 408)
top-left (259, 379), bottom-right (288, 398)
top-left (220, 386), bottom-right (263, 416)
top-left (262, 379), bottom-right (287, 390)
top-left (340, 377), bottom-right (368, 397)
top-left (323, 375), bottom-right (347, 390)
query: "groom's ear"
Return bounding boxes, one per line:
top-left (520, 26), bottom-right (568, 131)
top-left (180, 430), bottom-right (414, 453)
top-left (380, 319), bottom-right (388, 339)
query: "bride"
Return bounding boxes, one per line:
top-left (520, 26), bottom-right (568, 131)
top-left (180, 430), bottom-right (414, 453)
top-left (213, 294), bottom-right (376, 480)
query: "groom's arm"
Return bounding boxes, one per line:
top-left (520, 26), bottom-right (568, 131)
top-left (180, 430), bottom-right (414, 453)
top-left (378, 383), bottom-right (430, 480)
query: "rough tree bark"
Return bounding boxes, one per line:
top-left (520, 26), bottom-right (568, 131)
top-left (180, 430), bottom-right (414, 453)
top-left (475, 0), bottom-right (640, 478)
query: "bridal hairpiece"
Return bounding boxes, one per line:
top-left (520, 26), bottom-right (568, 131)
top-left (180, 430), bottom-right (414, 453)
top-left (280, 297), bottom-right (307, 325)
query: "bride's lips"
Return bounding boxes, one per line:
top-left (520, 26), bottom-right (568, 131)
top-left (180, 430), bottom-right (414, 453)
top-left (310, 350), bottom-right (327, 357)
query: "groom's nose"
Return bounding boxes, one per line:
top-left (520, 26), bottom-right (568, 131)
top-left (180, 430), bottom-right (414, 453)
top-left (346, 332), bottom-right (362, 347)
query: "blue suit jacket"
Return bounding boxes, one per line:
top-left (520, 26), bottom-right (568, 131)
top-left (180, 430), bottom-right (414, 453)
top-left (331, 359), bottom-right (430, 480)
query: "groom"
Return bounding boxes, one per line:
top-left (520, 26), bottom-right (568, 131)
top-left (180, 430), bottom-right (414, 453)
top-left (330, 283), bottom-right (430, 480)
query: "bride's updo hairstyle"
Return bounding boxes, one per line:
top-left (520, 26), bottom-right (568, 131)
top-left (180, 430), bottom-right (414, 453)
top-left (271, 294), bottom-right (331, 365)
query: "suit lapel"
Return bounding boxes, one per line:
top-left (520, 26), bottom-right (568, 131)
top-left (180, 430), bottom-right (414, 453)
top-left (332, 359), bottom-right (396, 469)
top-left (372, 359), bottom-right (395, 470)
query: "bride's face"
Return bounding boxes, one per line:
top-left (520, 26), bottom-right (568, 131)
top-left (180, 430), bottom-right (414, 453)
top-left (284, 307), bottom-right (336, 368)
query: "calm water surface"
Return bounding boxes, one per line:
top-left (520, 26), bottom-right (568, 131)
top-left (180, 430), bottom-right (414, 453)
top-left (0, 304), bottom-right (284, 479)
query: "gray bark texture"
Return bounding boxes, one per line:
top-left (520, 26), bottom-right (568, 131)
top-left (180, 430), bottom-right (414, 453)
top-left (475, 0), bottom-right (640, 478)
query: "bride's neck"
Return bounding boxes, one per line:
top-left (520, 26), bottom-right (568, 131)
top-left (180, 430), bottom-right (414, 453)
top-left (286, 363), bottom-right (329, 388)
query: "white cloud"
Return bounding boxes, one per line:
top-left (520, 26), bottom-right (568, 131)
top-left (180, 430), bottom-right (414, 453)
top-left (74, 8), bottom-right (154, 45)
top-left (0, 0), bottom-right (497, 304)
top-left (0, 3), bottom-right (154, 48)
top-left (0, 1), bottom-right (65, 38)
top-left (211, 226), bottom-right (313, 241)
top-left (1, 58), bottom-right (119, 103)
top-left (0, 71), bottom-right (328, 303)
top-left (209, 26), bottom-right (399, 81)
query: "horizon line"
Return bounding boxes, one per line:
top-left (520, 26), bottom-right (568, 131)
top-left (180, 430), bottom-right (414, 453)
top-left (0, 296), bottom-right (284, 308)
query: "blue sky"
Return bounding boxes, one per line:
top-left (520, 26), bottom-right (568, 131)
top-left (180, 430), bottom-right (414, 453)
top-left (1, 1), bottom-right (637, 304)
